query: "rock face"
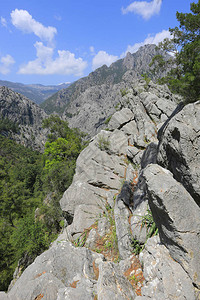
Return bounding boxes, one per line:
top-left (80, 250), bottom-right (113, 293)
top-left (143, 164), bottom-right (200, 288)
top-left (3, 78), bottom-right (200, 299)
top-left (157, 101), bottom-right (200, 205)
top-left (0, 86), bottom-right (48, 150)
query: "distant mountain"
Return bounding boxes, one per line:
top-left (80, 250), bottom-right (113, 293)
top-left (0, 80), bottom-right (71, 105)
top-left (41, 44), bottom-right (171, 115)
top-left (0, 86), bottom-right (48, 150)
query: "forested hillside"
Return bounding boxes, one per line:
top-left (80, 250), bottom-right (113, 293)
top-left (0, 116), bottom-right (85, 290)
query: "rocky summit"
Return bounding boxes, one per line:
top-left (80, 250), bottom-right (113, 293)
top-left (1, 76), bottom-right (199, 300)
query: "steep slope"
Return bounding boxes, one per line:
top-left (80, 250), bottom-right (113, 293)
top-left (3, 81), bottom-right (199, 300)
top-left (41, 44), bottom-right (170, 115)
top-left (0, 80), bottom-right (70, 105)
top-left (0, 86), bottom-right (48, 150)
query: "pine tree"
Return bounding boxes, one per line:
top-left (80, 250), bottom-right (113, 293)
top-left (151, 1), bottom-right (200, 103)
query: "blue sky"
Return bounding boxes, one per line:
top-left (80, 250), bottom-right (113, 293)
top-left (0, 0), bottom-right (193, 85)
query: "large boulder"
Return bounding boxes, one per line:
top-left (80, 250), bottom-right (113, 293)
top-left (157, 101), bottom-right (200, 205)
top-left (143, 164), bottom-right (200, 289)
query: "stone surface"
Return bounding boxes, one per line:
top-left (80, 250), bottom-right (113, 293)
top-left (157, 101), bottom-right (200, 205)
top-left (131, 201), bottom-right (149, 244)
top-left (6, 239), bottom-right (103, 300)
top-left (114, 198), bottom-right (132, 259)
top-left (108, 108), bottom-right (134, 131)
top-left (118, 181), bottom-right (133, 207)
top-left (143, 164), bottom-right (200, 288)
top-left (139, 236), bottom-right (196, 300)
top-left (97, 261), bottom-right (136, 300)
top-left (140, 142), bottom-right (157, 170)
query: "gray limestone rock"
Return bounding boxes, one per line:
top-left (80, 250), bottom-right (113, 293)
top-left (97, 261), bottom-right (136, 300)
top-left (108, 108), bottom-right (134, 131)
top-left (98, 217), bottom-right (110, 237)
top-left (131, 201), bottom-right (149, 244)
top-left (68, 204), bottom-right (102, 238)
top-left (118, 181), bottom-right (133, 207)
top-left (139, 236), bottom-right (196, 300)
top-left (140, 142), bottom-right (157, 170)
top-left (143, 164), bottom-right (200, 289)
top-left (6, 239), bottom-right (103, 300)
top-left (114, 199), bottom-right (132, 259)
top-left (157, 101), bottom-right (200, 205)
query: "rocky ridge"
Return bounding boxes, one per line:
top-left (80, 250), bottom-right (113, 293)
top-left (0, 86), bottom-right (48, 151)
top-left (1, 80), bottom-right (200, 299)
top-left (41, 44), bottom-right (171, 116)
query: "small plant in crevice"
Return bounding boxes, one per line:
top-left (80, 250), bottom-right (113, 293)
top-left (114, 103), bottom-right (121, 111)
top-left (97, 135), bottom-right (110, 151)
top-left (131, 238), bottom-right (143, 255)
top-left (72, 231), bottom-right (87, 248)
top-left (141, 208), bottom-right (158, 239)
top-left (141, 73), bottom-right (151, 90)
top-left (131, 207), bottom-right (158, 255)
top-left (104, 115), bottom-right (112, 125)
top-left (120, 88), bottom-right (128, 97)
top-left (91, 201), bottom-right (120, 263)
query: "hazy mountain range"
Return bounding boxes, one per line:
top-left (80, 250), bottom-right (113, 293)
top-left (0, 80), bottom-right (71, 105)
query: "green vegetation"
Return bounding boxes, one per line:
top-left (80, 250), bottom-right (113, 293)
top-left (150, 1), bottom-right (200, 103)
top-left (120, 88), bottom-right (128, 97)
top-left (141, 73), bottom-right (151, 90)
top-left (0, 115), bottom-right (85, 291)
top-left (104, 115), bottom-right (112, 125)
top-left (131, 207), bottom-right (158, 255)
top-left (97, 135), bottom-right (110, 151)
top-left (0, 117), bottom-right (19, 135)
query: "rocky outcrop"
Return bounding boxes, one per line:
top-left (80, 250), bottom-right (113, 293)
top-left (4, 80), bottom-right (200, 299)
top-left (143, 164), bottom-right (200, 288)
top-left (41, 44), bottom-right (172, 119)
top-left (157, 101), bottom-right (200, 205)
top-left (0, 86), bottom-right (48, 150)
top-left (138, 236), bottom-right (196, 300)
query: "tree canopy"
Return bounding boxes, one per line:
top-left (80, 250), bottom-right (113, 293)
top-left (150, 1), bottom-right (200, 103)
top-left (0, 115), bottom-right (86, 291)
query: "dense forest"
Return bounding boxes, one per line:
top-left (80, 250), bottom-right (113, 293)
top-left (0, 116), bottom-right (86, 290)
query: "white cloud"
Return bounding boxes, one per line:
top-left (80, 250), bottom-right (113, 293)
top-left (0, 54), bottom-right (15, 74)
top-left (122, 0), bottom-right (162, 20)
top-left (121, 29), bottom-right (171, 57)
top-left (92, 51), bottom-right (118, 70)
top-left (1, 17), bottom-right (7, 27)
top-left (11, 9), bottom-right (57, 43)
top-left (18, 42), bottom-right (87, 76)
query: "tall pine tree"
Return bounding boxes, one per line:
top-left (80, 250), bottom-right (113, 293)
top-left (151, 1), bottom-right (200, 103)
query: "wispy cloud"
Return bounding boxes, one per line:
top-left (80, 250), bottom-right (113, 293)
top-left (1, 17), bottom-right (7, 28)
top-left (122, 0), bottom-right (162, 20)
top-left (54, 15), bottom-right (62, 21)
top-left (18, 42), bottom-right (87, 76)
top-left (121, 29), bottom-right (171, 57)
top-left (11, 9), bottom-right (57, 43)
top-left (90, 46), bottom-right (95, 56)
top-left (0, 54), bottom-right (15, 74)
top-left (92, 51), bottom-right (118, 70)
